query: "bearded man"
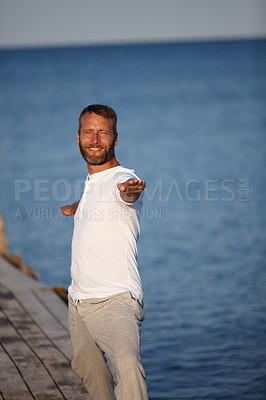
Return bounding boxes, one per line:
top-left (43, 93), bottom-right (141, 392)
top-left (61, 104), bottom-right (148, 400)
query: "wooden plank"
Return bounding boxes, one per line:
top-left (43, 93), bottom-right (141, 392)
top-left (31, 289), bottom-right (72, 360)
top-left (13, 290), bottom-right (72, 360)
top-left (0, 257), bottom-right (92, 399)
top-left (0, 285), bottom-right (91, 399)
top-left (0, 345), bottom-right (33, 400)
top-left (32, 288), bottom-right (69, 331)
top-left (0, 284), bottom-right (72, 361)
top-left (0, 258), bottom-right (72, 359)
top-left (0, 257), bottom-right (45, 292)
top-left (0, 310), bottom-right (65, 400)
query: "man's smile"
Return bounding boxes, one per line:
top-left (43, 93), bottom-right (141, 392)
top-left (87, 147), bottom-right (103, 151)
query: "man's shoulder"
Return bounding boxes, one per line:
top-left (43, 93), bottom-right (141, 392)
top-left (111, 166), bottom-right (139, 181)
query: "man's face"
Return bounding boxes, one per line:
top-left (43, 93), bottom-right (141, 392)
top-left (78, 112), bottom-right (117, 165)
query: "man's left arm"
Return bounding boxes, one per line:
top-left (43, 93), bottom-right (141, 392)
top-left (60, 179), bottom-right (145, 215)
top-left (117, 179), bottom-right (146, 203)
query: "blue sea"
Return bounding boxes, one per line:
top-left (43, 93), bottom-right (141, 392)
top-left (0, 39), bottom-right (266, 399)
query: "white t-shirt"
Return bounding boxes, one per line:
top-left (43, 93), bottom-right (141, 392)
top-left (68, 166), bottom-right (144, 300)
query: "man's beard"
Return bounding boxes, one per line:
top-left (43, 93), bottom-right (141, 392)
top-left (79, 140), bottom-right (115, 165)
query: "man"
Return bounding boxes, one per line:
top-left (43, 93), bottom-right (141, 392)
top-left (61, 104), bottom-right (148, 399)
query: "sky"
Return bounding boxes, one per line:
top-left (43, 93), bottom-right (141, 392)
top-left (0, 0), bottom-right (266, 49)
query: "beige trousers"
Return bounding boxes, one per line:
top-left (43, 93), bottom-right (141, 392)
top-left (68, 291), bottom-right (148, 400)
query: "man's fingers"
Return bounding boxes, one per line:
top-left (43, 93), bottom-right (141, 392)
top-left (61, 202), bottom-right (79, 216)
top-left (61, 206), bottom-right (72, 216)
top-left (118, 179), bottom-right (146, 193)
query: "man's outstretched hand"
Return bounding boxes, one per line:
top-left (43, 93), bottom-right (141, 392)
top-left (60, 201), bottom-right (80, 216)
top-left (60, 180), bottom-right (145, 215)
top-left (117, 179), bottom-right (146, 203)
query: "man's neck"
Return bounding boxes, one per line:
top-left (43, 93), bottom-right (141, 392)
top-left (86, 157), bottom-right (120, 175)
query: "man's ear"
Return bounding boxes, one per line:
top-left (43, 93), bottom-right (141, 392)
top-left (77, 132), bottom-right (80, 145)
top-left (115, 133), bottom-right (118, 147)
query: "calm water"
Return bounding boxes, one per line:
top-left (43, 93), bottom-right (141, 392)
top-left (0, 40), bottom-right (266, 399)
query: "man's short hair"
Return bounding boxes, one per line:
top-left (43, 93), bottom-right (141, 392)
top-left (78, 104), bottom-right (118, 140)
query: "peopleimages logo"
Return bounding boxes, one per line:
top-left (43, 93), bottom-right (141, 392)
top-left (14, 178), bottom-right (250, 203)
top-left (143, 178), bottom-right (250, 202)
top-left (13, 178), bottom-right (250, 220)
top-left (14, 179), bottom-right (85, 202)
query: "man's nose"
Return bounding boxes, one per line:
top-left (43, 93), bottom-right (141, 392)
top-left (91, 133), bottom-right (100, 143)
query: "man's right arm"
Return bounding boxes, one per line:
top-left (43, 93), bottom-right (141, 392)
top-left (60, 200), bottom-right (80, 216)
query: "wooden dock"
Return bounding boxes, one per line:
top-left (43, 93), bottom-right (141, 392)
top-left (0, 256), bottom-right (91, 400)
